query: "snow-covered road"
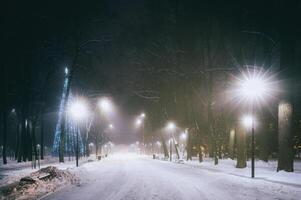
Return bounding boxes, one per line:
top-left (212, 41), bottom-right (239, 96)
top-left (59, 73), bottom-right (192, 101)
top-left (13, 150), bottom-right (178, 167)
top-left (43, 154), bottom-right (301, 200)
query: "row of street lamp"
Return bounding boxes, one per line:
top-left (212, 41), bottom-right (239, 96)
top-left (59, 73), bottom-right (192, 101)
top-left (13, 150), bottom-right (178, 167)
top-left (136, 69), bottom-right (272, 178)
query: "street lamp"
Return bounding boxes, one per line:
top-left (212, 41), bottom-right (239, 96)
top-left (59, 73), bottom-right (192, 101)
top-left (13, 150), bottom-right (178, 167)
top-left (180, 132), bottom-right (187, 140)
top-left (136, 118), bottom-right (142, 126)
top-left (98, 97), bottom-right (113, 114)
top-left (242, 115), bottom-right (254, 129)
top-left (68, 99), bottom-right (88, 167)
top-left (237, 70), bottom-right (270, 178)
top-left (166, 122), bottom-right (176, 161)
top-left (140, 113), bottom-right (145, 118)
top-left (135, 113), bottom-right (146, 154)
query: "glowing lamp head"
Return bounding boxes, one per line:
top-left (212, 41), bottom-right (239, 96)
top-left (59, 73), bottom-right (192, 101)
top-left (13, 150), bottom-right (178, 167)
top-left (69, 100), bottom-right (88, 121)
top-left (242, 115), bottom-right (254, 128)
top-left (180, 133), bottom-right (187, 140)
top-left (136, 119), bottom-right (142, 126)
top-left (240, 77), bottom-right (267, 100)
top-left (98, 98), bottom-right (112, 113)
top-left (140, 113), bottom-right (145, 118)
top-left (166, 122), bottom-right (175, 131)
top-left (109, 124), bottom-right (114, 129)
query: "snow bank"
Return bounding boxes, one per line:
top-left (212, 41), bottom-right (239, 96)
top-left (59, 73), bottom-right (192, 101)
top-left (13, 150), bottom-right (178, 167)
top-left (0, 166), bottom-right (79, 200)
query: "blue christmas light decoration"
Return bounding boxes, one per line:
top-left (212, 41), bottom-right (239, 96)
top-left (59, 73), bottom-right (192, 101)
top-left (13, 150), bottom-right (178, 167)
top-left (53, 67), bottom-right (69, 155)
top-left (53, 68), bottom-right (85, 156)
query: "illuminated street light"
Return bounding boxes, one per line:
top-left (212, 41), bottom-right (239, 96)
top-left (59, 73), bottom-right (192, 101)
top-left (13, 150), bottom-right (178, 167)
top-left (180, 132), bottom-right (187, 140)
top-left (98, 98), bottom-right (113, 113)
top-left (236, 69), bottom-right (272, 178)
top-left (242, 115), bottom-right (254, 129)
top-left (69, 99), bottom-right (89, 167)
top-left (239, 77), bottom-right (268, 101)
top-left (140, 113), bottom-right (145, 118)
top-left (167, 122), bottom-right (175, 131)
top-left (69, 99), bottom-right (89, 121)
top-left (109, 124), bottom-right (114, 129)
top-left (136, 118), bottom-right (142, 126)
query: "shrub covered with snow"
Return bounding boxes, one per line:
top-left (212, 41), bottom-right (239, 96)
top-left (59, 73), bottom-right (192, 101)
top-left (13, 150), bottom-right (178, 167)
top-left (0, 166), bottom-right (79, 200)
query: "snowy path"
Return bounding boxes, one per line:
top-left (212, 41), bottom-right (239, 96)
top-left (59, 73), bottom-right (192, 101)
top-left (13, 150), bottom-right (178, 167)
top-left (43, 155), bottom-right (301, 200)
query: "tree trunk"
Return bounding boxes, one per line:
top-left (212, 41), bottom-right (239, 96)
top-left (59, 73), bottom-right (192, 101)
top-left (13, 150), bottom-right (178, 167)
top-left (32, 121), bottom-right (38, 167)
top-left (162, 138), bottom-right (169, 158)
top-left (198, 145), bottom-right (203, 163)
top-left (186, 129), bottom-right (192, 161)
top-left (229, 129), bottom-right (235, 159)
top-left (21, 116), bottom-right (26, 162)
top-left (17, 120), bottom-right (22, 162)
top-left (40, 111), bottom-right (44, 160)
top-left (174, 139), bottom-right (180, 159)
top-left (276, 0), bottom-right (297, 173)
top-left (1, 66), bottom-right (7, 164)
top-left (258, 124), bottom-right (270, 162)
top-left (213, 138), bottom-right (218, 165)
top-left (277, 101), bottom-right (294, 172)
top-left (236, 126), bottom-right (246, 168)
top-left (2, 108), bottom-right (7, 164)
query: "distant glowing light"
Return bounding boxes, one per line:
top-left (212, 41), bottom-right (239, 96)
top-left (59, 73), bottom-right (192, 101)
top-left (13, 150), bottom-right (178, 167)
top-left (136, 119), bottom-right (142, 126)
top-left (242, 115), bottom-right (254, 128)
top-left (166, 122), bottom-right (176, 131)
top-left (156, 141), bottom-right (161, 146)
top-left (140, 113), bottom-right (145, 118)
top-left (98, 98), bottom-right (113, 113)
top-left (180, 132), bottom-right (187, 140)
top-left (65, 67), bottom-right (69, 75)
top-left (109, 124), bottom-right (114, 129)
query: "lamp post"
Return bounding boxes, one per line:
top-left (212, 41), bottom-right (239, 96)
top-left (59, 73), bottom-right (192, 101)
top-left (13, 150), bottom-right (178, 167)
top-left (97, 97), bottom-right (114, 156)
top-left (135, 113), bottom-right (146, 154)
top-left (166, 122), bottom-right (175, 162)
top-left (69, 99), bottom-right (88, 167)
top-left (237, 72), bottom-right (269, 178)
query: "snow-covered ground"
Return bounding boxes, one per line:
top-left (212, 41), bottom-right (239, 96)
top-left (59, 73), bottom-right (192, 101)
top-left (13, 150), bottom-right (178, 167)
top-left (184, 157), bottom-right (301, 186)
top-left (38, 154), bottom-right (301, 200)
